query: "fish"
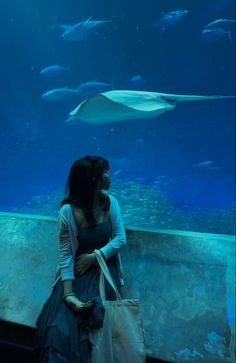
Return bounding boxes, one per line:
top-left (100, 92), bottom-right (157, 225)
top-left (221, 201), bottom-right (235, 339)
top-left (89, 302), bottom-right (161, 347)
top-left (201, 27), bottom-right (232, 42)
top-left (202, 18), bottom-right (235, 42)
top-left (193, 161), bottom-right (213, 168)
top-left (41, 87), bottom-right (82, 101)
top-left (136, 138), bottom-right (144, 150)
top-left (60, 17), bottom-right (111, 41)
top-left (153, 10), bottom-right (188, 32)
top-left (40, 65), bottom-right (70, 77)
top-left (65, 115), bottom-right (78, 123)
top-left (110, 169), bottom-right (123, 178)
top-left (204, 18), bottom-right (236, 29)
top-left (130, 75), bottom-right (148, 89)
top-left (77, 81), bottom-right (112, 96)
top-left (68, 90), bottom-right (235, 125)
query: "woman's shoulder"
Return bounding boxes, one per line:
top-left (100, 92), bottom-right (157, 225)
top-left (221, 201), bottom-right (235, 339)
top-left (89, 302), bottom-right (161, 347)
top-left (106, 193), bottom-right (120, 211)
top-left (104, 192), bottom-right (117, 204)
top-left (58, 203), bottom-right (72, 217)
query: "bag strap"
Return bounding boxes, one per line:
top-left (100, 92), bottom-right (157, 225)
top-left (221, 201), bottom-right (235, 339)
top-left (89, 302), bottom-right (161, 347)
top-left (94, 249), bottom-right (122, 301)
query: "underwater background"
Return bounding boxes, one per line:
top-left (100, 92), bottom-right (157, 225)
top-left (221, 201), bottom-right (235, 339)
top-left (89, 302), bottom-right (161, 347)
top-left (0, 0), bottom-right (235, 235)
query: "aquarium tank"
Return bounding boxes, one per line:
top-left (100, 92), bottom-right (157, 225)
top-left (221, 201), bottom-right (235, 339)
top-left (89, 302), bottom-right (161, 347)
top-left (0, 0), bottom-right (235, 236)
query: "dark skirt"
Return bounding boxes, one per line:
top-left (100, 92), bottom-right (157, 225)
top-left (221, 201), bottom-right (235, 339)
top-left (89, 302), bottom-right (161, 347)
top-left (33, 256), bottom-right (122, 363)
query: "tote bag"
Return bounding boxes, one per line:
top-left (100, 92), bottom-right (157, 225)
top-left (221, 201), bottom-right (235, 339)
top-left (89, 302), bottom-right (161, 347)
top-left (89, 250), bottom-right (146, 363)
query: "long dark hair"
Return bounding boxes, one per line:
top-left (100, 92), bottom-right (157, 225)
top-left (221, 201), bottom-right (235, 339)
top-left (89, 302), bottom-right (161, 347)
top-left (61, 155), bottom-right (110, 229)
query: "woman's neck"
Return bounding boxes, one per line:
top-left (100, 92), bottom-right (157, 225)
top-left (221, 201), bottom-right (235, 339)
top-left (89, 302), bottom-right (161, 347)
top-left (93, 191), bottom-right (100, 208)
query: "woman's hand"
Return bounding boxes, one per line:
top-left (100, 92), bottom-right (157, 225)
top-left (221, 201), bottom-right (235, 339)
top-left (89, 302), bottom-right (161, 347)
top-left (64, 295), bottom-right (94, 312)
top-left (74, 253), bottom-right (97, 277)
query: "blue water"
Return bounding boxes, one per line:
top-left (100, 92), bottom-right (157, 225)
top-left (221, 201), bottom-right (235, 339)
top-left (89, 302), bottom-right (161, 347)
top-left (0, 0), bottom-right (235, 234)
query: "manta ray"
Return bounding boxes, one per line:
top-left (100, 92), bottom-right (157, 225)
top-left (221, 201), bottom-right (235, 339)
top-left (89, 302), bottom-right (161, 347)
top-left (68, 90), bottom-right (235, 125)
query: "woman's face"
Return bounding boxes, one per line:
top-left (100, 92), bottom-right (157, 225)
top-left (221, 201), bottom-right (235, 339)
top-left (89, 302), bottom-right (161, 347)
top-left (99, 171), bottom-right (110, 190)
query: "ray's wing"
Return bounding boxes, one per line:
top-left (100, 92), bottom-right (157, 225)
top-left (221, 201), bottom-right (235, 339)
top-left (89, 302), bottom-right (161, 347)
top-left (69, 90), bottom-right (176, 124)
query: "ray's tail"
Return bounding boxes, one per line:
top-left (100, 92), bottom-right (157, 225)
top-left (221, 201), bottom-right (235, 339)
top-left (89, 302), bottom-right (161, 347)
top-left (159, 93), bottom-right (236, 103)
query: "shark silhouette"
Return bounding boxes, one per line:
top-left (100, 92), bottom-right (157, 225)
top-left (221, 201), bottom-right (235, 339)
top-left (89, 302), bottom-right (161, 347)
top-left (69, 90), bottom-right (235, 124)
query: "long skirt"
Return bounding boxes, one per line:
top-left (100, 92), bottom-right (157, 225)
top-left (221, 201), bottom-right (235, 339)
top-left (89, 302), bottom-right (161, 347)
top-left (33, 256), bottom-right (122, 363)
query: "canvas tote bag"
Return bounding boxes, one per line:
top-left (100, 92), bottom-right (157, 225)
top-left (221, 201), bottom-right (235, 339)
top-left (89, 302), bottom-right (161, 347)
top-left (89, 249), bottom-right (146, 363)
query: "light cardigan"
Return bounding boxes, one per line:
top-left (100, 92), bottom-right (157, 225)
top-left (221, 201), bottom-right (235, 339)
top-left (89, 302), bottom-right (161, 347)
top-left (52, 194), bottom-right (127, 289)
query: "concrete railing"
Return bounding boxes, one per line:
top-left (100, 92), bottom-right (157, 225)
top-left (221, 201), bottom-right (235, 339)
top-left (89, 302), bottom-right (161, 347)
top-left (0, 212), bottom-right (235, 362)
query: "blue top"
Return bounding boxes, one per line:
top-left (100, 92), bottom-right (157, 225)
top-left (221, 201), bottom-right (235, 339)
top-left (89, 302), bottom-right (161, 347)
top-left (75, 220), bottom-right (112, 255)
top-left (52, 194), bottom-right (127, 289)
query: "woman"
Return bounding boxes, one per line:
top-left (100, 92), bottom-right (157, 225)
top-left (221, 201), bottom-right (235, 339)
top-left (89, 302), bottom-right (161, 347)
top-left (33, 155), bottom-right (127, 363)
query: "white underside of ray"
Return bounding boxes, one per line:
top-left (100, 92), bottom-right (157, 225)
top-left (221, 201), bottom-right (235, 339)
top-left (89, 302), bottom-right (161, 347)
top-left (69, 90), bottom-right (235, 125)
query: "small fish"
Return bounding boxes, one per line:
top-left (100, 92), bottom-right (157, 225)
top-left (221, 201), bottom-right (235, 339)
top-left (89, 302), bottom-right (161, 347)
top-left (60, 17), bottom-right (111, 41)
top-left (202, 18), bottom-right (235, 42)
top-left (136, 138), bottom-right (144, 150)
top-left (201, 27), bottom-right (232, 42)
top-left (153, 10), bottom-right (188, 33)
top-left (193, 161), bottom-right (213, 168)
top-left (65, 115), bottom-right (78, 123)
top-left (77, 81), bottom-right (112, 96)
top-left (130, 75), bottom-right (147, 89)
top-left (155, 176), bottom-right (167, 180)
top-left (41, 87), bottom-right (81, 101)
top-left (40, 65), bottom-right (70, 77)
top-left (110, 169), bottom-right (123, 178)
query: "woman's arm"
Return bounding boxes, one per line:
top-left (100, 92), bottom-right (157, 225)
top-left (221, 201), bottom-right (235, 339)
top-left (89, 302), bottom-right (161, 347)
top-left (62, 279), bottom-right (74, 295)
top-left (99, 195), bottom-right (127, 260)
top-left (58, 206), bottom-right (95, 311)
top-left (58, 207), bottom-right (75, 294)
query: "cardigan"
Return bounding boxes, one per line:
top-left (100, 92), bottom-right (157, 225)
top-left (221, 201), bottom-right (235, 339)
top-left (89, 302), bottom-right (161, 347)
top-left (51, 194), bottom-right (127, 289)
